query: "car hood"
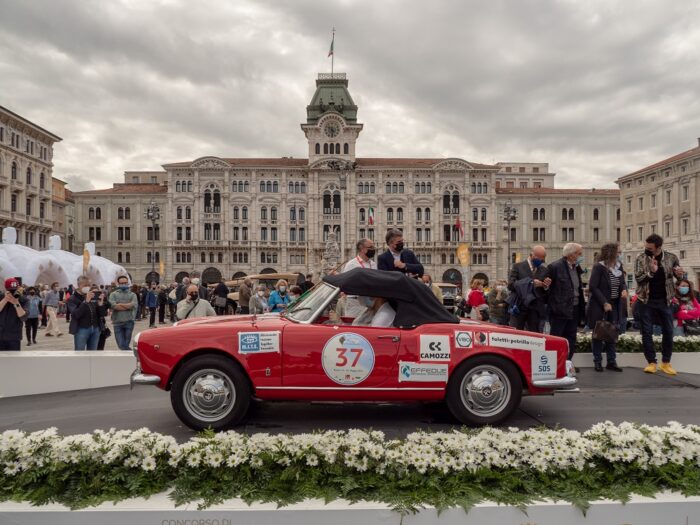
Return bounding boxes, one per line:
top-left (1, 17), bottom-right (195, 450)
top-left (173, 313), bottom-right (282, 328)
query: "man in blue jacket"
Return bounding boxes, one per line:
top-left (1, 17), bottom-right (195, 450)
top-left (377, 228), bottom-right (424, 277)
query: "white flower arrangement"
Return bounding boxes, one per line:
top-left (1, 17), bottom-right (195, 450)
top-left (2, 423), bottom-right (700, 511)
top-left (576, 333), bottom-right (700, 352)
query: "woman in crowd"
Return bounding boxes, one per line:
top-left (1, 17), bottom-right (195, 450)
top-left (466, 278), bottom-right (488, 321)
top-left (672, 279), bottom-right (700, 336)
top-left (24, 287), bottom-right (41, 346)
top-left (288, 285), bottom-right (303, 305)
top-left (587, 242), bottom-right (626, 372)
top-left (268, 279), bottom-right (290, 313)
top-left (249, 285), bottom-right (269, 314)
top-left (487, 279), bottom-right (509, 325)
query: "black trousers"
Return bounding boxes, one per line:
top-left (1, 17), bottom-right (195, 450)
top-left (149, 307), bottom-right (157, 326)
top-left (25, 318), bottom-right (39, 342)
top-left (158, 304), bottom-right (166, 323)
top-left (508, 308), bottom-right (542, 333)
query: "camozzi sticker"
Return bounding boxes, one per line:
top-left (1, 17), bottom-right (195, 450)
top-left (419, 335), bottom-right (451, 362)
top-left (454, 331), bottom-right (473, 349)
top-left (531, 350), bottom-right (557, 381)
top-left (238, 331), bottom-right (281, 354)
top-left (322, 332), bottom-right (375, 386)
top-left (489, 332), bottom-right (546, 352)
top-left (399, 361), bottom-right (449, 383)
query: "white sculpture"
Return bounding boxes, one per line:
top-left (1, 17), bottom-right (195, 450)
top-left (0, 227), bottom-right (129, 288)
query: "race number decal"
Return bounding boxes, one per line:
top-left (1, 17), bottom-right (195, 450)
top-left (531, 350), bottom-right (557, 381)
top-left (419, 335), bottom-right (451, 362)
top-left (322, 333), bottom-right (375, 385)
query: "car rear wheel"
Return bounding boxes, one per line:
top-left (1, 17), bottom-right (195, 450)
top-left (171, 355), bottom-right (250, 431)
top-left (446, 355), bottom-right (522, 426)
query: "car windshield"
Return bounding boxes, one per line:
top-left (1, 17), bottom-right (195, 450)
top-left (284, 282), bottom-right (338, 323)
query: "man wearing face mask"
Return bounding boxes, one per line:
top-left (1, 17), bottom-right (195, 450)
top-left (342, 238), bottom-right (378, 317)
top-left (507, 245), bottom-right (550, 332)
top-left (0, 279), bottom-right (27, 351)
top-left (108, 275), bottom-right (138, 350)
top-left (543, 243), bottom-right (586, 363)
top-left (377, 229), bottom-right (424, 277)
top-left (176, 284), bottom-right (216, 320)
top-left (43, 282), bottom-right (63, 337)
top-left (635, 234), bottom-right (683, 375)
top-left (67, 276), bottom-right (108, 350)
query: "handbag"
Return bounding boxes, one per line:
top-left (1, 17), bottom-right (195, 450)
top-left (214, 296), bottom-right (227, 308)
top-left (683, 319), bottom-right (700, 336)
top-left (592, 311), bottom-right (618, 343)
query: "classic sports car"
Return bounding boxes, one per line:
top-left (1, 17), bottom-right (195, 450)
top-left (131, 269), bottom-right (577, 430)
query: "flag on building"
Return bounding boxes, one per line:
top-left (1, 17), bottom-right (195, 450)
top-left (328, 33), bottom-right (334, 57)
top-left (455, 217), bottom-right (464, 238)
top-left (368, 207), bottom-right (375, 225)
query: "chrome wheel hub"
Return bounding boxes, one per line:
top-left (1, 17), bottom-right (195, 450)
top-left (183, 369), bottom-right (235, 422)
top-left (460, 365), bottom-right (511, 417)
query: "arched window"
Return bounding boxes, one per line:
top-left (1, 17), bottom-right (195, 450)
top-left (290, 207), bottom-right (296, 221)
top-left (118, 207), bottom-right (124, 220)
top-left (358, 182), bottom-right (364, 194)
top-left (426, 182), bottom-right (431, 193)
top-left (299, 207), bottom-right (305, 221)
top-left (155, 252), bottom-right (160, 263)
top-left (392, 182), bottom-right (398, 194)
top-left (484, 254), bottom-right (488, 264)
top-left (370, 182), bottom-right (375, 193)
top-left (425, 208), bottom-right (431, 221)
top-left (243, 181), bottom-right (249, 192)
top-left (344, 143), bottom-right (349, 154)
top-left (260, 181), bottom-right (265, 192)
top-left (481, 208), bottom-right (487, 221)
top-left (568, 208), bottom-right (574, 221)
top-left (360, 208), bottom-right (366, 222)
top-left (415, 182), bottom-right (420, 193)
top-left (593, 208), bottom-right (599, 221)
top-left (176, 252), bottom-right (181, 263)
top-left (387, 208), bottom-right (394, 222)
top-left (185, 206), bottom-right (191, 220)
top-left (176, 206), bottom-right (182, 220)
top-left (397, 207), bottom-right (404, 222)
top-left (266, 181), bottom-right (273, 193)
top-left (300, 182), bottom-right (306, 193)
top-left (187, 181), bottom-right (192, 192)
top-left (483, 183), bottom-right (488, 193)
top-left (441, 253), bottom-right (447, 264)
top-left (471, 183), bottom-right (476, 193)
top-left (11, 162), bottom-right (17, 179)
top-left (533, 208), bottom-right (539, 221)
top-left (294, 182), bottom-right (300, 193)
top-left (125, 252), bottom-right (130, 263)
top-left (443, 193), bottom-right (451, 213)
top-left (472, 208), bottom-right (478, 221)
top-left (233, 206), bottom-right (239, 220)
top-left (124, 207), bottom-right (130, 220)
top-left (209, 252), bottom-right (214, 263)
top-left (201, 252), bottom-right (206, 263)
top-left (616, 208), bottom-right (620, 221)
top-left (176, 181), bottom-right (181, 192)
top-left (118, 252), bottom-right (123, 263)
top-left (399, 182), bottom-right (404, 193)
top-left (335, 143), bottom-right (340, 154)
top-left (218, 253), bottom-right (223, 263)
top-left (540, 208), bottom-right (545, 221)
top-left (187, 253), bottom-right (192, 263)
top-left (323, 143), bottom-right (329, 154)
top-left (271, 206), bottom-right (277, 221)
top-left (40, 173), bottom-right (45, 189)
top-left (95, 207), bottom-right (101, 220)
top-left (147, 252), bottom-right (152, 264)
top-left (452, 192), bottom-right (460, 213)
top-left (260, 206), bottom-right (267, 221)
top-left (385, 182), bottom-right (391, 193)
top-left (562, 208), bottom-right (568, 221)
top-left (315, 143), bottom-right (320, 154)
top-left (260, 251), bottom-right (266, 263)
top-left (272, 181), bottom-right (278, 192)
top-left (288, 181), bottom-right (294, 193)
top-left (242, 207), bottom-right (248, 220)
top-left (26, 167), bottom-right (32, 185)
top-left (88, 207), bottom-right (94, 220)
top-left (416, 208), bottom-right (422, 221)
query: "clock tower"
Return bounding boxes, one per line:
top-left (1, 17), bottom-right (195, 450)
top-left (301, 73), bottom-right (363, 165)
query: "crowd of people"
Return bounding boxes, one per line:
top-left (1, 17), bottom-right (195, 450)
top-left (1, 230), bottom-right (696, 373)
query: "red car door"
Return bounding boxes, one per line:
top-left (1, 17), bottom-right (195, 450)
top-left (281, 323), bottom-right (401, 388)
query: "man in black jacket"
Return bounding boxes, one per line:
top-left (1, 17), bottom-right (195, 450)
top-left (67, 276), bottom-right (107, 350)
top-left (0, 278), bottom-right (27, 351)
top-left (377, 229), bottom-right (424, 277)
top-left (507, 245), bottom-right (550, 332)
top-left (544, 243), bottom-right (586, 361)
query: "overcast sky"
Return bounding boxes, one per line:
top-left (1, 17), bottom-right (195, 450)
top-left (1, 0), bottom-right (698, 191)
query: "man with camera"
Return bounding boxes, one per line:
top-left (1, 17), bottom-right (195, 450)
top-left (0, 278), bottom-right (27, 351)
top-left (67, 276), bottom-right (108, 350)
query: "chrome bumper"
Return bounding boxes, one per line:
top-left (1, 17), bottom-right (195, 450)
top-left (129, 366), bottom-right (161, 389)
top-left (532, 359), bottom-right (579, 392)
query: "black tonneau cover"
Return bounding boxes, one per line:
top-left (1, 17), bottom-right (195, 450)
top-left (323, 268), bottom-right (458, 327)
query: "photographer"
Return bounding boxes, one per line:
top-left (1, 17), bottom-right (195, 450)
top-left (176, 284), bottom-right (216, 320)
top-left (0, 278), bottom-right (27, 351)
top-left (67, 276), bottom-right (108, 350)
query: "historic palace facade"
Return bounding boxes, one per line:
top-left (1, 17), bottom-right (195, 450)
top-left (72, 73), bottom-right (620, 287)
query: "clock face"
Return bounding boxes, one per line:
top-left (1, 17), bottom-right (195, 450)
top-left (324, 122), bottom-right (340, 138)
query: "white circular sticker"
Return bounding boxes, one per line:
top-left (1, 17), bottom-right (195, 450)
top-left (321, 332), bottom-right (375, 385)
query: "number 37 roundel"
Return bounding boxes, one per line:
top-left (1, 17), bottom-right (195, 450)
top-left (321, 333), bottom-right (375, 386)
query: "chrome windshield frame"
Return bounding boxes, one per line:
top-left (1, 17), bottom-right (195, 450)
top-left (283, 282), bottom-right (340, 325)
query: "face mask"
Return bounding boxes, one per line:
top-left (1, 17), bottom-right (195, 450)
top-left (575, 255), bottom-right (585, 266)
top-left (289, 295), bottom-right (297, 301)
top-left (496, 285), bottom-right (504, 291)
top-left (679, 287), bottom-right (690, 295)
top-left (119, 284), bottom-right (129, 290)
top-left (279, 286), bottom-right (286, 293)
top-left (366, 249), bottom-right (376, 259)
top-left (257, 291), bottom-right (265, 297)
top-left (53, 287), bottom-right (58, 291)
top-left (188, 293), bottom-right (198, 300)
top-left (191, 278), bottom-right (200, 285)
top-left (532, 258), bottom-right (543, 268)
top-left (360, 296), bottom-right (374, 307)
top-left (394, 242), bottom-right (404, 252)
top-left (644, 249), bottom-right (655, 257)
top-left (81, 286), bottom-right (90, 294)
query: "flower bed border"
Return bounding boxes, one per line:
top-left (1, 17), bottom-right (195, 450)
top-left (2, 423), bottom-right (700, 514)
top-left (576, 334), bottom-right (700, 353)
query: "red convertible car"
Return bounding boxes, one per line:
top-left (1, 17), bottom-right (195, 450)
top-left (131, 269), bottom-right (577, 430)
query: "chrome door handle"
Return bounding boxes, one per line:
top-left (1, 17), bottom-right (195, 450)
top-left (377, 335), bottom-right (400, 342)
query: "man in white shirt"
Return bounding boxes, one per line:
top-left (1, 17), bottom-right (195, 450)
top-left (342, 238), bottom-right (377, 317)
top-left (351, 297), bottom-right (396, 327)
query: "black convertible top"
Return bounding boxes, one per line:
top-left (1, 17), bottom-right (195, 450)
top-left (323, 268), bottom-right (458, 327)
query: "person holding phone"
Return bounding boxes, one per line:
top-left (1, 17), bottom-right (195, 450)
top-left (67, 276), bottom-right (107, 350)
top-left (634, 234), bottom-right (683, 375)
top-left (0, 279), bottom-right (27, 351)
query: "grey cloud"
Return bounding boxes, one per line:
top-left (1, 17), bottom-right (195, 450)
top-left (0, 0), bottom-right (698, 190)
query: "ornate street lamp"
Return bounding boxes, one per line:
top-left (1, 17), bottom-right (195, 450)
top-left (503, 200), bottom-right (517, 270)
top-left (326, 160), bottom-right (356, 261)
top-left (144, 200), bottom-right (160, 283)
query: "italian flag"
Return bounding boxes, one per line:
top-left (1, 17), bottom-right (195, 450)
top-left (368, 207), bottom-right (375, 225)
top-left (328, 35), bottom-right (334, 57)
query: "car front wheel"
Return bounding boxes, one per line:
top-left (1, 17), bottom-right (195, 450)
top-left (171, 355), bottom-right (251, 431)
top-left (446, 355), bottom-right (522, 426)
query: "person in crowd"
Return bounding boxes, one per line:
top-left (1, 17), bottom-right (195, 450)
top-left (191, 276), bottom-right (208, 302)
top-left (138, 285), bottom-right (148, 321)
top-left (466, 278), bottom-right (489, 321)
top-left (68, 276), bottom-right (107, 350)
top-left (175, 277), bottom-right (191, 303)
top-left (96, 285), bottom-right (112, 350)
top-left (108, 275), bottom-right (138, 350)
top-left (544, 243), bottom-right (586, 364)
top-left (587, 243), bottom-right (626, 372)
top-left (24, 287), bottom-right (41, 346)
top-left (168, 282), bottom-right (178, 321)
top-left (635, 234), bottom-right (683, 375)
top-left (378, 229), bottom-right (424, 277)
top-left (146, 283), bottom-right (159, 328)
top-left (249, 285), bottom-right (269, 314)
top-left (268, 280), bottom-right (290, 313)
top-left (352, 297), bottom-right (396, 327)
top-left (238, 278), bottom-right (252, 314)
top-left (300, 273), bottom-right (315, 293)
top-left (421, 274), bottom-right (443, 304)
top-left (343, 238), bottom-right (378, 317)
top-left (508, 245), bottom-right (550, 332)
top-left (43, 282), bottom-right (63, 337)
top-left (487, 279), bottom-right (509, 326)
top-left (213, 280), bottom-right (230, 316)
top-left (64, 285), bottom-right (73, 322)
top-left (176, 284), bottom-right (216, 320)
top-left (157, 284), bottom-right (168, 324)
top-left (672, 279), bottom-right (700, 336)
top-left (288, 285), bottom-right (303, 304)
top-left (0, 279), bottom-right (27, 351)
top-left (39, 284), bottom-right (48, 328)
